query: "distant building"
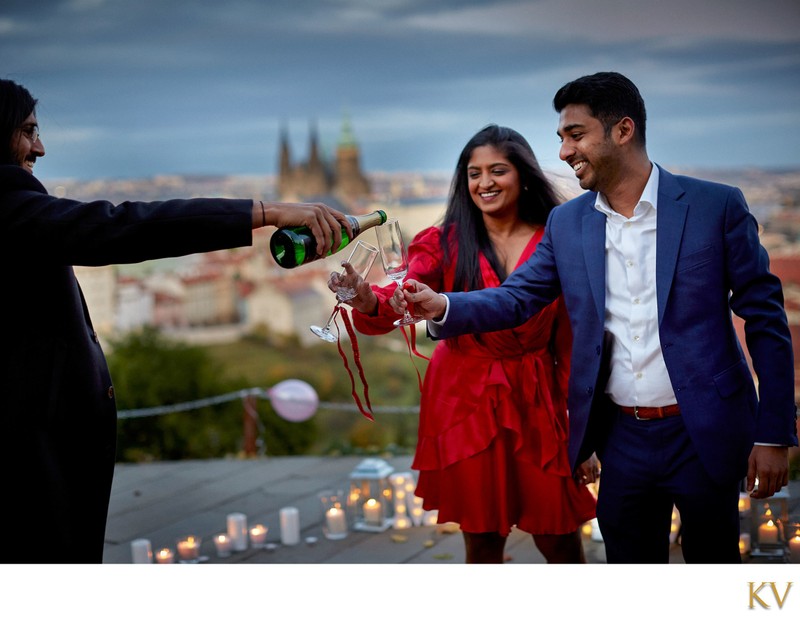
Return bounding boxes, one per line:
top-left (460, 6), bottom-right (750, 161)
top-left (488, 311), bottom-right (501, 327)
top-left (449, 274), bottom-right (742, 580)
top-left (277, 114), bottom-right (371, 207)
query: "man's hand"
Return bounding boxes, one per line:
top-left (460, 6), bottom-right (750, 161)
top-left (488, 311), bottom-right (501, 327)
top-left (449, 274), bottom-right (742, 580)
top-left (574, 453), bottom-right (601, 486)
top-left (747, 445), bottom-right (789, 498)
top-left (257, 201), bottom-right (353, 257)
top-left (389, 279), bottom-right (447, 320)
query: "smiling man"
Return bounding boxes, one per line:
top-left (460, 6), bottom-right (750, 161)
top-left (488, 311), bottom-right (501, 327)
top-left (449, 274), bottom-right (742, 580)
top-left (394, 71), bottom-right (798, 564)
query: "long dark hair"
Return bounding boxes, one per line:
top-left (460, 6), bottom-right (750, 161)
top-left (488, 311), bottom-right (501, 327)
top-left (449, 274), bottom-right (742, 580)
top-left (0, 79), bottom-right (37, 166)
top-left (440, 124), bottom-right (562, 292)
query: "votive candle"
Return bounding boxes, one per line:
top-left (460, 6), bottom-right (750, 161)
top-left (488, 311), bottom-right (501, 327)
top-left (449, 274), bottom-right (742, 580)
top-left (155, 548), bottom-right (175, 564)
top-left (176, 535), bottom-right (201, 561)
top-left (249, 524), bottom-right (268, 548)
top-left (213, 533), bottom-right (232, 557)
top-left (739, 533), bottom-right (751, 555)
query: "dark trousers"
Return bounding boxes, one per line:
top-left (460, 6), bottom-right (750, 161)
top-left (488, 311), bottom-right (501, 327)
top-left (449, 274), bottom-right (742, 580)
top-left (595, 409), bottom-right (741, 563)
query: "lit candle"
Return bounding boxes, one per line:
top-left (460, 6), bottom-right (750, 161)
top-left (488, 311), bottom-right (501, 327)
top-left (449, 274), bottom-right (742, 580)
top-left (739, 533), bottom-right (751, 555)
top-left (176, 535), bottom-right (201, 561)
top-left (737, 493), bottom-right (751, 513)
top-left (227, 513), bottom-right (248, 551)
top-left (363, 498), bottom-right (382, 525)
top-left (789, 535), bottom-right (800, 563)
top-left (325, 507), bottom-right (348, 538)
top-left (130, 538), bottom-right (152, 564)
top-left (393, 515), bottom-right (411, 529)
top-left (249, 524), bottom-right (268, 548)
top-left (280, 507), bottom-right (300, 545)
top-left (155, 548), bottom-right (175, 564)
top-left (758, 520), bottom-right (779, 544)
top-left (213, 533), bottom-right (232, 557)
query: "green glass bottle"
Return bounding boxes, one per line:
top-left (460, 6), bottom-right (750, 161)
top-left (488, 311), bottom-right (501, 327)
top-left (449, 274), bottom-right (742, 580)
top-left (270, 209), bottom-right (387, 269)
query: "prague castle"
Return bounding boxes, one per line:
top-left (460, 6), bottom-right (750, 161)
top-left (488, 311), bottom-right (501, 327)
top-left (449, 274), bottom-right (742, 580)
top-left (277, 115), bottom-right (371, 206)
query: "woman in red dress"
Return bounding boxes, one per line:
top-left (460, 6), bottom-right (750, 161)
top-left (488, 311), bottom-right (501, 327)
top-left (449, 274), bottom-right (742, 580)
top-left (335, 125), bottom-right (597, 563)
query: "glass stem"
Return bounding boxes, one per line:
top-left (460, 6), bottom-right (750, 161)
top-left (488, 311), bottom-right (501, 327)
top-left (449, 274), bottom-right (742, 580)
top-left (323, 301), bottom-right (342, 331)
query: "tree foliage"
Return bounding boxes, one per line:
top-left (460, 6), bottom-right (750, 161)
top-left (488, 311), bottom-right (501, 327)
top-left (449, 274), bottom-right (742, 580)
top-left (106, 325), bottom-right (427, 461)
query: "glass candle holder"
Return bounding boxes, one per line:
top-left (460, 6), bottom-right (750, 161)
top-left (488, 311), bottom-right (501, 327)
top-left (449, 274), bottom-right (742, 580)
top-left (213, 533), bottom-right (233, 558)
top-left (319, 490), bottom-right (348, 540)
top-left (176, 535), bottom-right (202, 563)
top-left (155, 547), bottom-right (175, 564)
top-left (249, 524), bottom-right (268, 548)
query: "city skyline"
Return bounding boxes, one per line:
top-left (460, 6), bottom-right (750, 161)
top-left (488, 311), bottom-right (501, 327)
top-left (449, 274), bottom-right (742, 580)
top-left (2, 0), bottom-right (799, 181)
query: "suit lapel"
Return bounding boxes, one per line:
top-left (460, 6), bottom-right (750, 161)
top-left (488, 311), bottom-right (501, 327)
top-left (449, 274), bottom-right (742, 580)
top-left (655, 166), bottom-right (689, 325)
top-left (582, 198), bottom-right (607, 323)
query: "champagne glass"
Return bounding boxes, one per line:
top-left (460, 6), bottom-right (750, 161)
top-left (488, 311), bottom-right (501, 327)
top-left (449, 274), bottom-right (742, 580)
top-left (310, 240), bottom-right (379, 342)
top-left (375, 218), bottom-right (424, 327)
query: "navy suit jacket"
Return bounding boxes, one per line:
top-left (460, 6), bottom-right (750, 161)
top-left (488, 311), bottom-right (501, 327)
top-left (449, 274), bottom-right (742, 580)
top-left (439, 165), bottom-right (797, 486)
top-left (0, 166), bottom-right (253, 562)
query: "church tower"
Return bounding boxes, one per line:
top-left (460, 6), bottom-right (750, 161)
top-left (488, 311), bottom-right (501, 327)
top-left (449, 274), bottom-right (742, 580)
top-left (277, 123), bottom-right (293, 199)
top-left (334, 112), bottom-right (371, 202)
top-left (303, 120), bottom-right (330, 196)
top-left (275, 115), bottom-right (370, 206)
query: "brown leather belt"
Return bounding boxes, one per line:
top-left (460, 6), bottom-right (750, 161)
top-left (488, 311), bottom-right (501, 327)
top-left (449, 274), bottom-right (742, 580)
top-left (618, 404), bottom-right (681, 420)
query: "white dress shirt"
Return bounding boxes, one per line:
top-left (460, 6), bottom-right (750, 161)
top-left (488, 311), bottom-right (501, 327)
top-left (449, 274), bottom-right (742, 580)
top-left (596, 164), bottom-right (677, 407)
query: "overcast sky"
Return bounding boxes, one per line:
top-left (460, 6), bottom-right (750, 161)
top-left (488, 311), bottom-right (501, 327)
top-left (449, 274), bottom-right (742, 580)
top-left (2, 0), bottom-right (799, 182)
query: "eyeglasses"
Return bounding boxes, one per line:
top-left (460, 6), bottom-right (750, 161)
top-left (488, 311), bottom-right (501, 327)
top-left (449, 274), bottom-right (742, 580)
top-left (18, 123), bottom-right (40, 144)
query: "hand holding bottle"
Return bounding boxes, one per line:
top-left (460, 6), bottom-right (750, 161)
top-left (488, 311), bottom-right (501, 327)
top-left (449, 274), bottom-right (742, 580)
top-left (255, 201), bottom-right (354, 258)
top-left (270, 209), bottom-right (387, 269)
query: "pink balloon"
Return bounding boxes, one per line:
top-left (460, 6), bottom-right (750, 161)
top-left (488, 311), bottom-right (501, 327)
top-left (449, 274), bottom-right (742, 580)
top-left (269, 379), bottom-right (319, 422)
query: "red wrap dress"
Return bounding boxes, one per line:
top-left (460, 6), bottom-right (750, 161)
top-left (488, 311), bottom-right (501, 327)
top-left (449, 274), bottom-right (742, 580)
top-left (352, 226), bottom-right (596, 535)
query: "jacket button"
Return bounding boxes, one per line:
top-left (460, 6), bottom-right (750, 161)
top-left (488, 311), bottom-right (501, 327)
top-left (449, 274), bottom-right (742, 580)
top-left (586, 387), bottom-right (593, 396)
top-left (107, 386), bottom-right (114, 399)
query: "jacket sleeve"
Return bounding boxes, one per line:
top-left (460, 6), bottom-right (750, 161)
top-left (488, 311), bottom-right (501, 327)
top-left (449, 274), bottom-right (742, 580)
top-left (724, 186), bottom-right (798, 446)
top-left (0, 166), bottom-right (253, 266)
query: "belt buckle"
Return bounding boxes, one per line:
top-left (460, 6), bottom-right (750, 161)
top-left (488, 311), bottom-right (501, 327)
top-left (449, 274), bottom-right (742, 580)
top-left (633, 406), bottom-right (645, 421)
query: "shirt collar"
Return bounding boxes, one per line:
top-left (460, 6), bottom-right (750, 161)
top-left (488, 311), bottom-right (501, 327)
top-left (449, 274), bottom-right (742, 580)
top-left (594, 162), bottom-right (659, 217)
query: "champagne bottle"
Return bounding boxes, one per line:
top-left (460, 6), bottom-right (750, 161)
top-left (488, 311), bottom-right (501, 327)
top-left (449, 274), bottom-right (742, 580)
top-left (270, 209), bottom-right (387, 269)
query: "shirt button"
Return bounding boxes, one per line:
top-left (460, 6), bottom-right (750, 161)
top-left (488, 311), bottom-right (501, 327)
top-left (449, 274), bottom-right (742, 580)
top-left (626, 260), bottom-right (634, 268)
top-left (635, 373), bottom-right (643, 380)
top-left (107, 386), bottom-right (114, 399)
top-left (623, 222), bottom-right (632, 228)
top-left (632, 298), bottom-right (640, 305)
top-left (633, 335), bottom-right (640, 342)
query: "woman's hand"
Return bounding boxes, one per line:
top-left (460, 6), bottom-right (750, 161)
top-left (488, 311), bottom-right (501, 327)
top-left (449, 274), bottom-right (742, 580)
top-left (329, 261), bottom-right (378, 315)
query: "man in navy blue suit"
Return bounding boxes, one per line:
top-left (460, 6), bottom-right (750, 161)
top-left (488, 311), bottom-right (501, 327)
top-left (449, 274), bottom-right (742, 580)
top-left (395, 72), bottom-right (797, 563)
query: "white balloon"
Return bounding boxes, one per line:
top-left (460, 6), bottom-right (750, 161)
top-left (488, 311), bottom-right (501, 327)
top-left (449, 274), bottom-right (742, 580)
top-left (269, 379), bottom-right (319, 422)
